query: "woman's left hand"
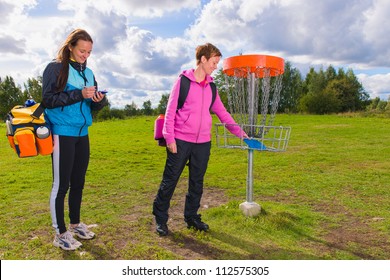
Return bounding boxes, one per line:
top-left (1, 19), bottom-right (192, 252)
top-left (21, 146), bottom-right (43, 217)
top-left (92, 92), bottom-right (105, 102)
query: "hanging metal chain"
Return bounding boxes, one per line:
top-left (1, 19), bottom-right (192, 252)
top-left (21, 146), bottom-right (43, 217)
top-left (267, 74), bottom-right (283, 128)
top-left (224, 66), bottom-right (283, 137)
top-left (259, 68), bottom-right (271, 127)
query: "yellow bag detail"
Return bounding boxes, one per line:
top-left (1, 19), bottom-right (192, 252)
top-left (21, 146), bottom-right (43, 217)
top-left (10, 103), bottom-right (45, 125)
top-left (5, 102), bottom-right (53, 158)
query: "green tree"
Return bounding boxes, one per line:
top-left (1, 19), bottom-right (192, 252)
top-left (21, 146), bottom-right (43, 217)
top-left (343, 69), bottom-right (369, 111)
top-left (95, 105), bottom-right (111, 120)
top-left (377, 100), bottom-right (387, 111)
top-left (109, 108), bottom-right (125, 119)
top-left (212, 68), bottom-right (229, 108)
top-left (142, 100), bottom-right (153, 115)
top-left (0, 76), bottom-right (25, 119)
top-left (385, 96), bottom-right (390, 112)
top-left (299, 66), bottom-right (368, 114)
top-left (368, 97), bottom-right (380, 110)
top-left (279, 61), bottom-right (304, 113)
top-left (306, 67), bottom-right (327, 95)
top-left (325, 65), bottom-right (337, 82)
top-left (321, 68), bottom-right (369, 112)
top-left (124, 102), bottom-right (139, 116)
top-left (299, 90), bottom-right (341, 114)
top-left (156, 93), bottom-right (169, 114)
top-left (23, 76), bottom-right (43, 103)
top-left (299, 67), bottom-right (341, 114)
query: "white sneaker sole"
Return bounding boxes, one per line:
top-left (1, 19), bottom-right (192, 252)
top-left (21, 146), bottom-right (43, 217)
top-left (53, 241), bottom-right (77, 251)
top-left (71, 231), bottom-right (95, 240)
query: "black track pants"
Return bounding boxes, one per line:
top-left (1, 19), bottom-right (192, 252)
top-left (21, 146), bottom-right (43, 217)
top-left (153, 139), bottom-right (211, 224)
top-left (50, 135), bottom-right (90, 234)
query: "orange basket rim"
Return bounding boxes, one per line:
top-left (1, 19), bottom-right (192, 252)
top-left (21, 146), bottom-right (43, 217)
top-left (223, 54), bottom-right (285, 77)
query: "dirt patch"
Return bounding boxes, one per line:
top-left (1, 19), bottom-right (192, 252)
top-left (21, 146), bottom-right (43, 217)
top-left (261, 192), bottom-right (390, 259)
top-left (312, 202), bottom-right (390, 259)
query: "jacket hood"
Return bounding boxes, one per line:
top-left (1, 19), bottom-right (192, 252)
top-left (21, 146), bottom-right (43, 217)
top-left (181, 69), bottom-right (214, 83)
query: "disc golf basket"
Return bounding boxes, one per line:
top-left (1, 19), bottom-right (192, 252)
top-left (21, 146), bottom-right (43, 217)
top-left (215, 54), bottom-right (291, 217)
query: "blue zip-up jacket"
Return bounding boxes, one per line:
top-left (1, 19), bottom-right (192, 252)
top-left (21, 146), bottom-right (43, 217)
top-left (42, 60), bottom-right (107, 136)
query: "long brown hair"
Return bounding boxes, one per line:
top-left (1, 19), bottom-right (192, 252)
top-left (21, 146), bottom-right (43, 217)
top-left (56, 29), bottom-right (93, 91)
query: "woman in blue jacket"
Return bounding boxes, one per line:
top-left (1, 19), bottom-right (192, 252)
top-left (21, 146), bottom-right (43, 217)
top-left (42, 29), bottom-right (108, 250)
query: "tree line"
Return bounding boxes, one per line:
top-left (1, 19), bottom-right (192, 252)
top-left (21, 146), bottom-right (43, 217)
top-left (1, 62), bottom-right (390, 121)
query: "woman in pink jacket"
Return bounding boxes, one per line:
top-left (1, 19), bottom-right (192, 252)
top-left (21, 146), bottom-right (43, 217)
top-left (152, 43), bottom-right (247, 236)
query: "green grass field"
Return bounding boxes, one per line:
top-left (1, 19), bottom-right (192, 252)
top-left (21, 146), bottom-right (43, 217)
top-left (1, 114), bottom-right (390, 260)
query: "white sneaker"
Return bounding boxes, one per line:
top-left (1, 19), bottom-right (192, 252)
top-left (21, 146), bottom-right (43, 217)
top-left (69, 223), bottom-right (95, 240)
top-left (53, 231), bottom-right (82, 250)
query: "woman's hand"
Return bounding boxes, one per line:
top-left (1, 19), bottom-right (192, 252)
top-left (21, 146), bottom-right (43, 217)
top-left (81, 86), bottom-right (96, 99)
top-left (92, 91), bottom-right (105, 102)
top-left (166, 142), bottom-right (177, 154)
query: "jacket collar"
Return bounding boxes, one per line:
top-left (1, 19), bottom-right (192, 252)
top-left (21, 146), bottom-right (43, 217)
top-left (69, 59), bottom-right (87, 72)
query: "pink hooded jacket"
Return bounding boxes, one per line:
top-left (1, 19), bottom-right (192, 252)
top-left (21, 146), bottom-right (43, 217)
top-left (163, 69), bottom-right (245, 145)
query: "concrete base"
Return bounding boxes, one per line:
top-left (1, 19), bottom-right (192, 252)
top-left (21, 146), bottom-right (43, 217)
top-left (239, 201), bottom-right (261, 217)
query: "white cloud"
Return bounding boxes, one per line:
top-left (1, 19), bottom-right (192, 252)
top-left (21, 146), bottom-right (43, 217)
top-left (237, 0), bottom-right (274, 22)
top-left (187, 0), bottom-right (379, 63)
top-left (89, 24), bottom-right (193, 108)
top-left (362, 0), bottom-right (390, 66)
top-left (0, 34), bottom-right (26, 54)
top-left (58, 0), bottom-right (199, 18)
top-left (358, 73), bottom-right (390, 100)
top-left (0, 1), bottom-right (14, 24)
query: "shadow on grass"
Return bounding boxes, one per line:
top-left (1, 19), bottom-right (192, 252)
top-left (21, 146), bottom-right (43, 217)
top-left (206, 208), bottom-right (379, 260)
top-left (209, 228), bottom-right (378, 260)
top-left (210, 230), bottom-right (319, 260)
top-left (59, 241), bottom-right (116, 260)
top-left (162, 229), bottom-right (317, 260)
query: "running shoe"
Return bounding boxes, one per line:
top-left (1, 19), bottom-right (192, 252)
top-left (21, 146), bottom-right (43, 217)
top-left (185, 214), bottom-right (209, 231)
top-left (53, 231), bottom-right (82, 250)
top-left (69, 223), bottom-right (95, 240)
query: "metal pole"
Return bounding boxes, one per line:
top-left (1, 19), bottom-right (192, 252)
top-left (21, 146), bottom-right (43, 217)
top-left (246, 72), bottom-right (256, 203)
top-left (238, 72), bottom-right (261, 216)
top-left (247, 149), bottom-right (254, 202)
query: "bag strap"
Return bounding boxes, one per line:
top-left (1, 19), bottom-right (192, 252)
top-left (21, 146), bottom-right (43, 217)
top-left (177, 75), bottom-right (190, 110)
top-left (177, 75), bottom-right (217, 111)
top-left (30, 103), bottom-right (45, 120)
top-left (209, 82), bottom-right (217, 110)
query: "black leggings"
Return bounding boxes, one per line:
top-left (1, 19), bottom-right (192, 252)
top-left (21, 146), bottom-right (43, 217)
top-left (50, 135), bottom-right (90, 234)
top-left (153, 139), bottom-right (211, 224)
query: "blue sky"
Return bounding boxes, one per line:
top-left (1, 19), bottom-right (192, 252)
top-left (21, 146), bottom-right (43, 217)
top-left (1, 0), bottom-right (390, 108)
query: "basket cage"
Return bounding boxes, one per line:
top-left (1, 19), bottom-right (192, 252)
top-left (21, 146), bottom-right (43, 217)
top-left (215, 123), bottom-right (291, 152)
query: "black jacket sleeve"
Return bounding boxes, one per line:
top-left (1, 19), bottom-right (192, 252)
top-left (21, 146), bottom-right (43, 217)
top-left (41, 61), bottom-right (84, 109)
top-left (91, 75), bottom-right (109, 111)
top-left (91, 96), bottom-right (109, 111)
